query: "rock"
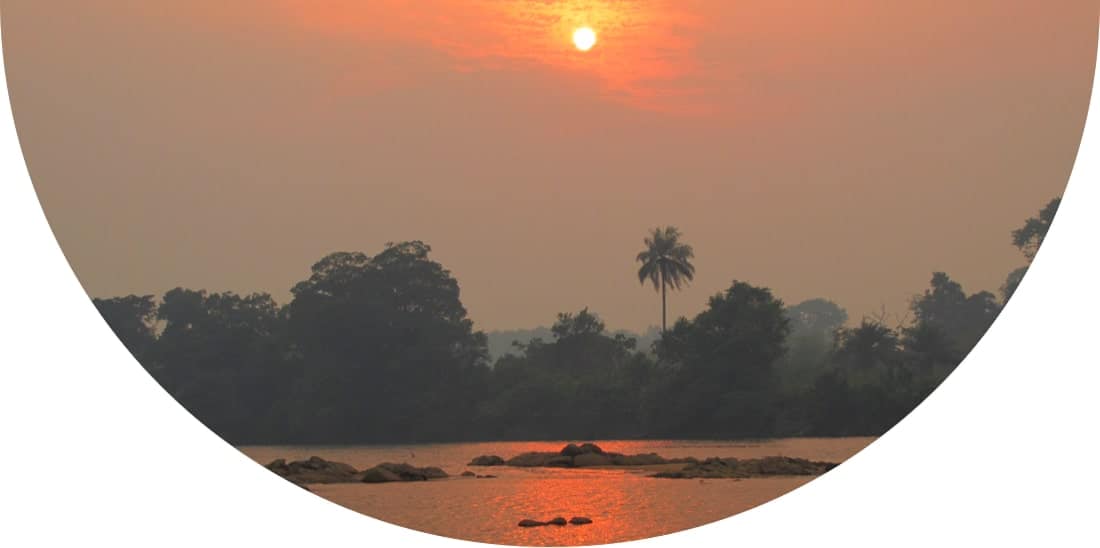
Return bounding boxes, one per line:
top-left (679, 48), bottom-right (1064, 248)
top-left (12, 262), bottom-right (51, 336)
top-left (573, 453), bottom-right (613, 467)
top-left (610, 453), bottom-right (667, 466)
top-left (546, 455), bottom-right (574, 467)
top-left (667, 456), bottom-right (699, 465)
top-left (460, 471), bottom-right (476, 477)
top-left (268, 456), bottom-right (360, 484)
top-left (506, 445), bottom-right (680, 469)
top-left (468, 455), bottom-right (505, 466)
top-left (742, 456), bottom-right (830, 476)
top-left (477, 474), bottom-right (497, 479)
top-left (266, 458), bottom-right (289, 474)
top-left (650, 456), bottom-right (836, 479)
top-left (560, 444), bottom-right (583, 457)
top-left (362, 467), bottom-right (403, 483)
top-left (518, 519), bottom-right (546, 527)
top-left (569, 517), bottom-right (593, 525)
top-left (547, 517), bottom-right (567, 526)
top-left (507, 452), bottom-right (561, 467)
top-left (578, 443), bottom-right (605, 455)
top-left (362, 462), bottom-right (449, 483)
top-left (303, 456), bottom-right (327, 469)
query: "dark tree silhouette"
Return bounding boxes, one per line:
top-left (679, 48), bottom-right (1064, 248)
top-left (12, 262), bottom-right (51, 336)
top-left (911, 272), bottom-right (1001, 354)
top-left (92, 294), bottom-right (157, 359)
top-left (90, 222), bottom-right (1024, 443)
top-left (1003, 196), bottom-right (1062, 301)
top-left (636, 226), bottom-right (696, 333)
top-left (652, 281), bottom-right (790, 437)
top-left (285, 241), bottom-right (489, 442)
top-left (1012, 197), bottom-right (1061, 262)
top-left (786, 298), bottom-right (848, 341)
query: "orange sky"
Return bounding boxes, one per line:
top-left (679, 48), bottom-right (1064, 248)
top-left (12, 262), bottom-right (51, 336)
top-left (4, 1), bottom-right (1096, 331)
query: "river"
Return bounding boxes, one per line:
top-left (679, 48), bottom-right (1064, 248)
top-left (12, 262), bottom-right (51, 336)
top-left (240, 437), bottom-right (874, 546)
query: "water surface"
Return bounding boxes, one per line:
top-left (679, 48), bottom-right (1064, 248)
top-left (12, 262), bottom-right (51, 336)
top-left (241, 438), bottom-right (873, 546)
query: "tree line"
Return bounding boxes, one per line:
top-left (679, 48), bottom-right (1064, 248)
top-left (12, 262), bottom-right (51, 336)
top-left (92, 198), bottom-right (1059, 444)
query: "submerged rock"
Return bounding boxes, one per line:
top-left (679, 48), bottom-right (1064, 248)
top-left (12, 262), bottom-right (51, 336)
top-left (505, 443), bottom-right (669, 469)
top-left (651, 456), bottom-right (836, 479)
top-left (609, 453), bottom-right (667, 466)
top-left (362, 466), bottom-right (403, 483)
top-left (560, 444), bottom-right (584, 457)
top-left (266, 456), bottom-right (360, 484)
top-left (468, 455), bottom-right (505, 466)
top-left (573, 453), bottom-right (613, 467)
top-left (569, 517), bottom-right (593, 525)
top-left (547, 517), bottom-right (567, 526)
top-left (361, 462), bottom-right (448, 483)
top-left (518, 519), bottom-right (546, 528)
top-left (577, 443), bottom-right (605, 455)
top-left (460, 471), bottom-right (476, 477)
top-left (561, 442), bottom-right (605, 457)
top-left (546, 455), bottom-right (574, 467)
top-left (506, 452), bottom-right (561, 467)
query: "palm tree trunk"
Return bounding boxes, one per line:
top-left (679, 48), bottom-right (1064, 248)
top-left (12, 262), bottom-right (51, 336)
top-left (660, 272), bottom-right (667, 333)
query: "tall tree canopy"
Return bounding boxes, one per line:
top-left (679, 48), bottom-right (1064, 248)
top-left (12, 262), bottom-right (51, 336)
top-left (150, 288), bottom-right (290, 443)
top-left (786, 298), bottom-right (848, 341)
top-left (651, 281), bottom-right (790, 437)
top-left (910, 272), bottom-right (1001, 354)
top-left (92, 294), bottom-right (157, 359)
top-left (285, 241), bottom-right (489, 442)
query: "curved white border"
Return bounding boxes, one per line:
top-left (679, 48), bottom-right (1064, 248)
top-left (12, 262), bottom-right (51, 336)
top-left (1, 14), bottom-right (1098, 548)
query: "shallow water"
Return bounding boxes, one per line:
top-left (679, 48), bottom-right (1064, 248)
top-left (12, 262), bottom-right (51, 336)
top-left (240, 438), bottom-right (874, 546)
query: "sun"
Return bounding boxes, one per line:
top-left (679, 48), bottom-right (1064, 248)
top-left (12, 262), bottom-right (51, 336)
top-left (573, 27), bottom-right (597, 52)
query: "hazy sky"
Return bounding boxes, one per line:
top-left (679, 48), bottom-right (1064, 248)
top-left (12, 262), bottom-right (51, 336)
top-left (4, 1), bottom-right (1096, 331)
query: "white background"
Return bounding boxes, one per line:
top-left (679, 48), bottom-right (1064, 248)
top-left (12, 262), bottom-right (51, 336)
top-left (1, 14), bottom-right (1097, 548)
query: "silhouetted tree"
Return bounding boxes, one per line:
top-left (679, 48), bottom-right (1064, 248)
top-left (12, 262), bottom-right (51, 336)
top-left (149, 288), bottom-right (292, 443)
top-left (479, 308), bottom-right (654, 439)
top-left (786, 298), bottom-right (849, 341)
top-left (1001, 266), bottom-right (1029, 303)
top-left (636, 226), bottom-right (695, 333)
top-left (92, 294), bottom-right (157, 360)
top-left (910, 272), bottom-right (1000, 354)
top-left (1003, 196), bottom-right (1062, 302)
top-left (1012, 197), bottom-right (1061, 262)
top-left (832, 319), bottom-right (902, 373)
top-left (777, 299), bottom-right (849, 392)
top-left (285, 241), bottom-right (489, 442)
top-left (651, 281), bottom-right (790, 437)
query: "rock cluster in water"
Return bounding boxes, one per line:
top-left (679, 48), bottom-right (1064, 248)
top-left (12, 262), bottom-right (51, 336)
top-left (266, 456), bottom-right (360, 484)
top-left (469, 443), bottom-right (839, 479)
top-left (266, 456), bottom-right (450, 485)
top-left (518, 516), bottom-right (592, 527)
top-left (492, 443), bottom-right (691, 468)
top-left (361, 462), bottom-right (449, 483)
top-left (468, 455), bottom-right (506, 466)
top-left (264, 447), bottom-right (840, 486)
top-left (650, 456), bottom-right (837, 479)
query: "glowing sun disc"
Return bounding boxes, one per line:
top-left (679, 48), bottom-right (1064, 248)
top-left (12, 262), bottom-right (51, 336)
top-left (573, 27), bottom-right (597, 51)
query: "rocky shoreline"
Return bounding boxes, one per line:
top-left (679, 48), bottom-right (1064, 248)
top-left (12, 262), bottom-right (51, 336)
top-left (265, 443), bottom-right (839, 486)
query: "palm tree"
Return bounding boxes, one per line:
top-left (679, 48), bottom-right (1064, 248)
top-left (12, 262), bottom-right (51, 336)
top-left (636, 226), bottom-right (696, 333)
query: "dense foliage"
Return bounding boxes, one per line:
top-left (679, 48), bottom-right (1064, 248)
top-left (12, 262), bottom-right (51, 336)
top-left (91, 199), bottom-right (1058, 444)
